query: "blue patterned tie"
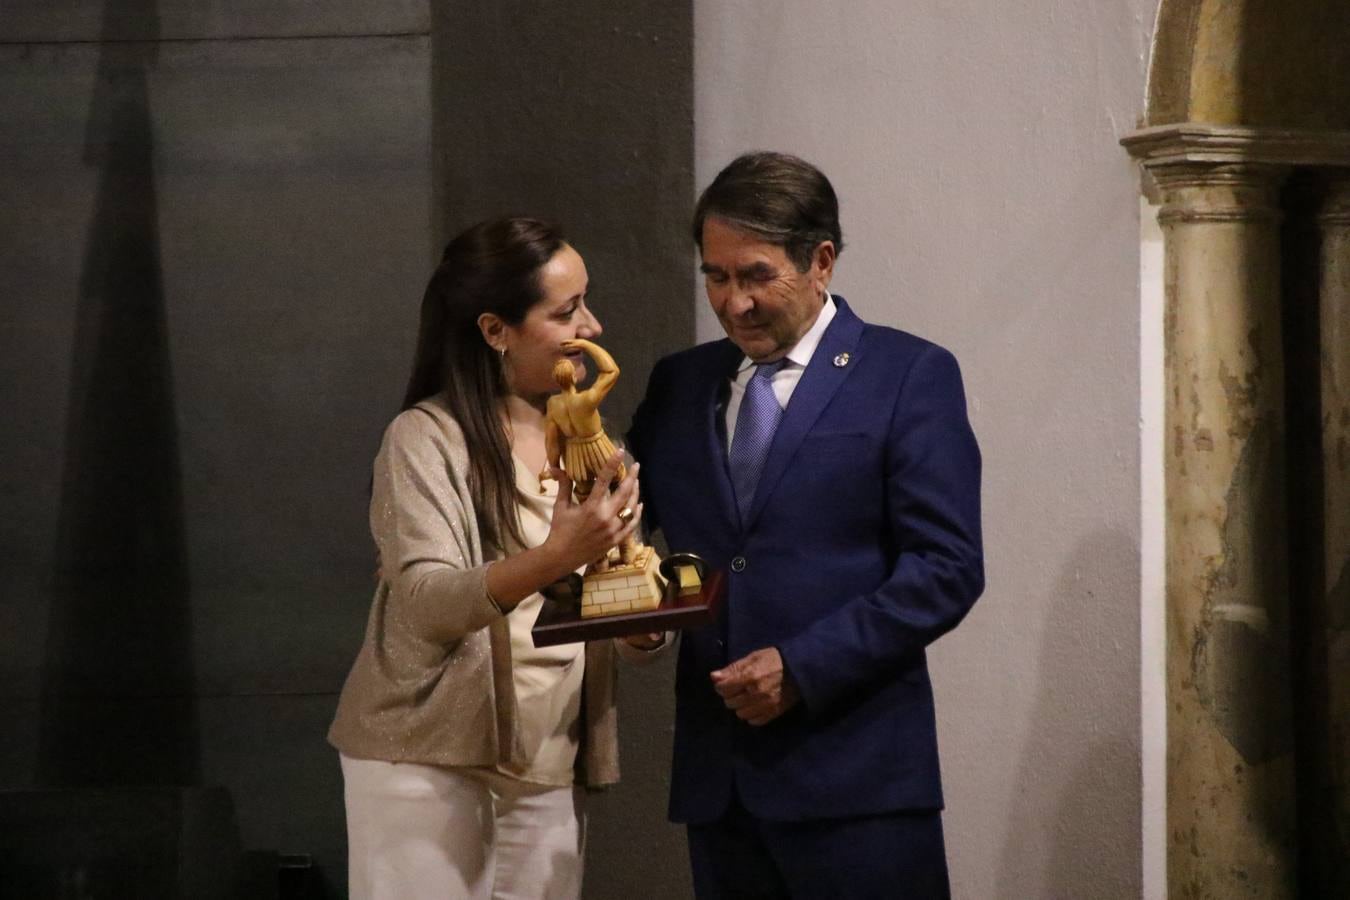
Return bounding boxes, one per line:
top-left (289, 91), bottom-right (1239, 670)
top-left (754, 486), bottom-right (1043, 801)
top-left (729, 359), bottom-right (787, 523)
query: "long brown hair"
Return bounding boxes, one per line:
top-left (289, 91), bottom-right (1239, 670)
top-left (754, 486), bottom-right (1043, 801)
top-left (402, 217), bottom-right (566, 551)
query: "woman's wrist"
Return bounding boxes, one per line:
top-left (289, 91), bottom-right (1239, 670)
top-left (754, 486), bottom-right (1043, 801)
top-left (485, 540), bottom-right (574, 611)
top-left (530, 539), bottom-right (574, 589)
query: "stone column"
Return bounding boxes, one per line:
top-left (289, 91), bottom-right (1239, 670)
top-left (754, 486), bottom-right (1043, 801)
top-left (1152, 162), bottom-right (1298, 898)
top-left (1317, 175), bottom-right (1350, 891)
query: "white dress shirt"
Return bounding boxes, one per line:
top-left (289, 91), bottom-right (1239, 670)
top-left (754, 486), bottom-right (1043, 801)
top-left (725, 294), bottom-right (837, 449)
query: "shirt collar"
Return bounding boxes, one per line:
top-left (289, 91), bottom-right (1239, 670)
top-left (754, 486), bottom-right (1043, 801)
top-left (735, 293), bottom-right (837, 376)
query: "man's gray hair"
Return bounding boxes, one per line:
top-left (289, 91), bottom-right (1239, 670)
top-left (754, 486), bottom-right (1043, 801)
top-left (692, 151), bottom-right (844, 272)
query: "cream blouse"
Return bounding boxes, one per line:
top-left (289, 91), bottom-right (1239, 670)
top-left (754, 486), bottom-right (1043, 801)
top-left (496, 455), bottom-right (585, 786)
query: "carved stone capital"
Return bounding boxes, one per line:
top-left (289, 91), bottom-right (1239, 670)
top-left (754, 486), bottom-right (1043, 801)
top-left (1318, 174), bottom-right (1350, 226)
top-left (1122, 123), bottom-right (1350, 169)
top-left (1124, 123), bottom-right (1350, 226)
top-left (1148, 162), bottom-right (1286, 225)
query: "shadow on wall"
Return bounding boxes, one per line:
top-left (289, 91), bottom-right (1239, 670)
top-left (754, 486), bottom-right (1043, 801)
top-left (38, 0), bottom-right (199, 787)
top-left (996, 529), bottom-right (1141, 899)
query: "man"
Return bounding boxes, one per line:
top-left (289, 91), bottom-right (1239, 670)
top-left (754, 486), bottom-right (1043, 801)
top-left (629, 151), bottom-right (983, 898)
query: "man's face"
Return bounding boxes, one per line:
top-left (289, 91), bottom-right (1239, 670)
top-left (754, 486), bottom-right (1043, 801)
top-left (699, 217), bottom-right (834, 363)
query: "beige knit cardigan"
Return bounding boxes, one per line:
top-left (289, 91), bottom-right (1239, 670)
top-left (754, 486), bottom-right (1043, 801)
top-left (328, 396), bottom-right (620, 787)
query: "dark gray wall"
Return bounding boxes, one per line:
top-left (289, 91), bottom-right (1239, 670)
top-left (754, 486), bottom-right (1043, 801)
top-left (432, 4), bottom-right (695, 898)
top-left (432, 2), bottom-right (695, 421)
top-left (1, 0), bottom-right (692, 896)
top-left (0, 2), bottom-right (436, 894)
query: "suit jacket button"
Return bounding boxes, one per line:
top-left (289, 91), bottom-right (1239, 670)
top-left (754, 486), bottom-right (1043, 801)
top-left (730, 556), bottom-right (747, 573)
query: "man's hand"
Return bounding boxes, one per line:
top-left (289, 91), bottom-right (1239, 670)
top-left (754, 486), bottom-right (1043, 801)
top-left (710, 647), bottom-right (800, 726)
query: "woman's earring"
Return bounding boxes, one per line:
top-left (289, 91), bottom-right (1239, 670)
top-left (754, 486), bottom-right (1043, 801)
top-left (499, 346), bottom-right (507, 361)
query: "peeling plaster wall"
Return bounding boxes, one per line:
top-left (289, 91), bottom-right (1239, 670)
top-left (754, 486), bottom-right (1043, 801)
top-left (694, 3), bottom-right (1155, 896)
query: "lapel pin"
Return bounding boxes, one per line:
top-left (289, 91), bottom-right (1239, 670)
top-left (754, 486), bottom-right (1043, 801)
top-left (833, 352), bottom-right (851, 368)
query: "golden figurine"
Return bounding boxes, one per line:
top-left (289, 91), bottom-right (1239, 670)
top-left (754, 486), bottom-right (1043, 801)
top-left (541, 338), bottom-right (663, 617)
top-left (540, 340), bottom-right (622, 498)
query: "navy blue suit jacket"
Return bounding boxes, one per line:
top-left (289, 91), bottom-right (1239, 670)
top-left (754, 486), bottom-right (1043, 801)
top-left (628, 297), bottom-right (984, 825)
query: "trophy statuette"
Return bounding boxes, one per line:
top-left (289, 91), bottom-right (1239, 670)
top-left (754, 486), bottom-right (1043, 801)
top-left (540, 339), bottom-right (664, 618)
top-left (530, 340), bottom-right (721, 647)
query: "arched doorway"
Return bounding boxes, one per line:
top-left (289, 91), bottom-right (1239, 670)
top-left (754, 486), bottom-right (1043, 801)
top-left (1124, 1), bottom-right (1350, 896)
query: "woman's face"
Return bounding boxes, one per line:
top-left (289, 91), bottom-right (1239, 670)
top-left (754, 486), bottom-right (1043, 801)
top-left (502, 244), bottom-right (602, 399)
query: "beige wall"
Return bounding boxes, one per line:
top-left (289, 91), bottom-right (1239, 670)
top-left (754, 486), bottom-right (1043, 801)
top-left (694, 3), bottom-right (1155, 896)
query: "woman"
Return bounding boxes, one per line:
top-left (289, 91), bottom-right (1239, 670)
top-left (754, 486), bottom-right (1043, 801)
top-left (329, 217), bottom-right (661, 899)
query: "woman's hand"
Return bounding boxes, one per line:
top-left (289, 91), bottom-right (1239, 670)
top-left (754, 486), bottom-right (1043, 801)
top-left (484, 452), bottom-right (641, 612)
top-left (620, 632), bottom-right (665, 651)
top-left (542, 452), bottom-right (642, 572)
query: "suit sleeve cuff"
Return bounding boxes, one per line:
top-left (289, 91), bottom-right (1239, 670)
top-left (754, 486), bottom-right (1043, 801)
top-left (775, 639), bottom-right (828, 717)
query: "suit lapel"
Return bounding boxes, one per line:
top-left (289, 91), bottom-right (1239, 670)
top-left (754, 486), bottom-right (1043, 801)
top-left (693, 340), bottom-right (745, 535)
top-left (743, 298), bottom-right (865, 531)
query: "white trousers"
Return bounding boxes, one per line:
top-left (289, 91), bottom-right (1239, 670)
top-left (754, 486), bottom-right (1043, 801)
top-left (340, 754), bottom-right (586, 900)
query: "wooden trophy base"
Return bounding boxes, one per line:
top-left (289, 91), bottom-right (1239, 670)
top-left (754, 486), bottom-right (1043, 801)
top-left (531, 554), bottom-right (723, 648)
